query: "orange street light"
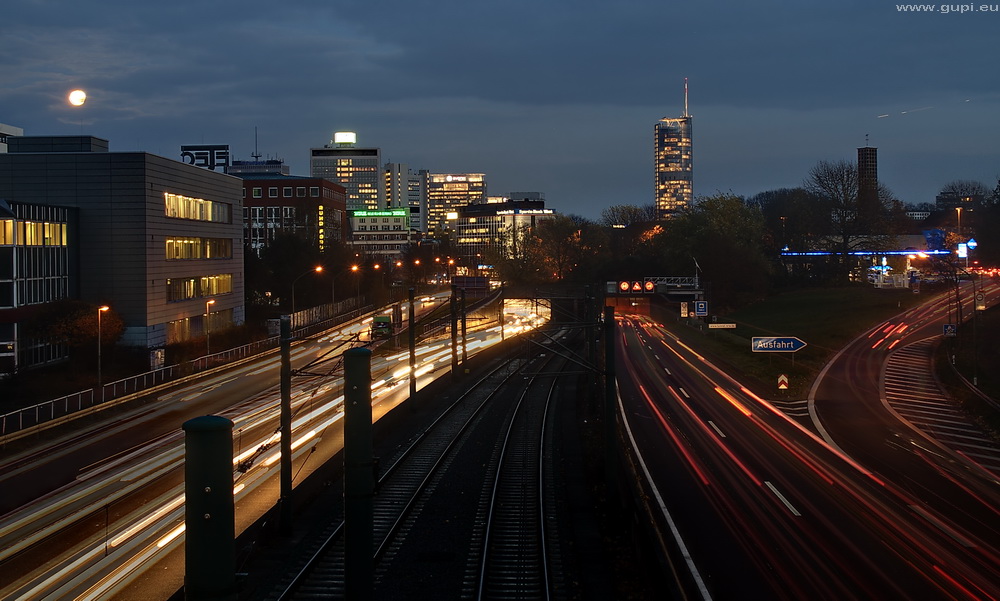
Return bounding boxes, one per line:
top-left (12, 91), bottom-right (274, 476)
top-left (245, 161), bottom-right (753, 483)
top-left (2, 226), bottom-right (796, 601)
top-left (97, 305), bottom-right (110, 388)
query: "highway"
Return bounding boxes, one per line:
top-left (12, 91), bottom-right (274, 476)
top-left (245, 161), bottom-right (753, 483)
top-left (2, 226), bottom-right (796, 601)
top-left (615, 313), bottom-right (1000, 600)
top-left (0, 294), bottom-right (548, 600)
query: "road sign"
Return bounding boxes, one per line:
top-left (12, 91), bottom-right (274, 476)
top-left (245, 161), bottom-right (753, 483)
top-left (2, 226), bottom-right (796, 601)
top-left (680, 302), bottom-right (688, 318)
top-left (708, 323), bottom-right (736, 329)
top-left (976, 292), bottom-right (986, 311)
top-left (751, 337), bottom-right (807, 353)
top-left (778, 374), bottom-right (789, 390)
top-left (943, 323), bottom-right (957, 337)
top-left (694, 300), bottom-right (708, 317)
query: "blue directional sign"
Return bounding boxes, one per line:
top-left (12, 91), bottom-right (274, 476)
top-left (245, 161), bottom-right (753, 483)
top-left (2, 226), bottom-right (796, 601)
top-left (943, 323), bottom-right (957, 337)
top-left (751, 337), bottom-right (807, 353)
top-left (694, 300), bottom-right (708, 317)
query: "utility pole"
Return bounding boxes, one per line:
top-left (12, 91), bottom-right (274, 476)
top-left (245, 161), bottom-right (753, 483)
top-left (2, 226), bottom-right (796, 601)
top-left (344, 348), bottom-right (374, 601)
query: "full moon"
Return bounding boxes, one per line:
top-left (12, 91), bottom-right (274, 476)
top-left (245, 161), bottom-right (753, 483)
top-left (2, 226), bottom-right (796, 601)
top-left (68, 89), bottom-right (87, 106)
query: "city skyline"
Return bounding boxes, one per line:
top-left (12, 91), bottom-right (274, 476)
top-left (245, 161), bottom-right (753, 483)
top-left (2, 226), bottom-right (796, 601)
top-left (2, 0), bottom-right (998, 219)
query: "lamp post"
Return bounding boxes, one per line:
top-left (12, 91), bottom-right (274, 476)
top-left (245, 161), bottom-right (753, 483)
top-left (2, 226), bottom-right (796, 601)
top-left (956, 206), bottom-right (962, 236)
top-left (204, 299), bottom-right (216, 355)
top-left (97, 305), bottom-right (109, 388)
top-left (351, 264), bottom-right (360, 300)
top-left (291, 266), bottom-right (323, 316)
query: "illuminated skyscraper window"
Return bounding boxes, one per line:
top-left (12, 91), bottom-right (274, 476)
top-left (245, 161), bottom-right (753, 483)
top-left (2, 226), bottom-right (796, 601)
top-left (654, 80), bottom-right (693, 218)
top-left (654, 116), bottom-right (692, 218)
top-left (310, 132), bottom-right (383, 211)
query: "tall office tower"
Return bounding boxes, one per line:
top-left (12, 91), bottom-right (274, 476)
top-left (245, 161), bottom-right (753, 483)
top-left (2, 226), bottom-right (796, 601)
top-left (857, 145), bottom-right (879, 220)
top-left (310, 132), bottom-right (383, 211)
top-left (426, 173), bottom-right (486, 237)
top-left (654, 81), bottom-right (693, 218)
top-left (385, 163), bottom-right (428, 233)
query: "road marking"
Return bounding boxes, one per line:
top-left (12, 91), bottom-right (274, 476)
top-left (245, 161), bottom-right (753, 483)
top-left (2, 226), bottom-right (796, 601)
top-left (765, 481), bottom-right (801, 516)
top-left (679, 387), bottom-right (690, 398)
top-left (707, 420), bottom-right (726, 438)
top-left (908, 505), bottom-right (975, 547)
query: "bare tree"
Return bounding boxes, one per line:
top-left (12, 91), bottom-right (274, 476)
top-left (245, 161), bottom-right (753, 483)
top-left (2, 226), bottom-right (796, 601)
top-left (599, 204), bottom-right (657, 227)
top-left (804, 160), bottom-right (898, 278)
top-left (940, 180), bottom-right (989, 199)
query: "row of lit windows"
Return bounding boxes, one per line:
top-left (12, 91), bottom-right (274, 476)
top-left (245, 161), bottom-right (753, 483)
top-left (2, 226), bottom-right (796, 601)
top-left (166, 273), bottom-right (233, 302)
top-left (0, 220), bottom-right (68, 246)
top-left (356, 225), bottom-right (404, 231)
top-left (164, 193), bottom-right (232, 224)
top-left (165, 237), bottom-right (233, 260)
top-left (247, 186), bottom-right (320, 199)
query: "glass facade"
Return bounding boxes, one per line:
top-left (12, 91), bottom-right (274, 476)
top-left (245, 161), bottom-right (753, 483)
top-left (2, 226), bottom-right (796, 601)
top-left (654, 116), bottom-right (693, 218)
top-left (426, 173), bottom-right (486, 236)
top-left (311, 146), bottom-right (382, 211)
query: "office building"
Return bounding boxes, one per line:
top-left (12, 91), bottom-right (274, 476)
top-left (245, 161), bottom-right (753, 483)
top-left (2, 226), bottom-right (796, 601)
top-left (348, 208), bottom-right (421, 260)
top-left (0, 135), bottom-right (244, 366)
top-left (654, 115), bottom-right (693, 218)
top-left (426, 173), bottom-right (486, 237)
top-left (310, 132), bottom-right (383, 212)
top-left (385, 163), bottom-right (428, 233)
top-left (237, 173), bottom-right (347, 254)
top-left (654, 82), bottom-right (693, 218)
top-left (452, 197), bottom-right (554, 272)
top-left (0, 199), bottom-right (73, 374)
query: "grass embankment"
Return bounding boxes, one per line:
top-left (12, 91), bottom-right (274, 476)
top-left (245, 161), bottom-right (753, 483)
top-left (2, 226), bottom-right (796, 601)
top-left (934, 303), bottom-right (1000, 434)
top-left (650, 285), bottom-right (929, 400)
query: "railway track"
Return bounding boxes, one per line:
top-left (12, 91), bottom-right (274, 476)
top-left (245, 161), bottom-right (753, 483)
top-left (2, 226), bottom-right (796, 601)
top-left (269, 328), bottom-right (579, 600)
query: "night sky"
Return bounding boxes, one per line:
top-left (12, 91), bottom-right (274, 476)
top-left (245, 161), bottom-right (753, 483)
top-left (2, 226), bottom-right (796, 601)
top-left (3, 0), bottom-right (998, 219)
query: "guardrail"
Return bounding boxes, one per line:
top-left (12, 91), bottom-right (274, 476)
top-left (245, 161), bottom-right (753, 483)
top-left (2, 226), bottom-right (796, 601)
top-left (1, 303), bottom-right (373, 442)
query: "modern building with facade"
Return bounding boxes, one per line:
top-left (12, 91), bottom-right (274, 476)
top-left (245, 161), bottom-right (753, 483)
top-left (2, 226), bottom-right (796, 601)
top-left (451, 198), bottom-right (554, 273)
top-left (426, 173), bottom-right (486, 237)
top-left (347, 208), bottom-right (421, 260)
top-left (654, 114), bottom-right (693, 218)
top-left (0, 199), bottom-right (73, 374)
top-left (0, 135), bottom-right (244, 367)
top-left (385, 163), bottom-right (428, 233)
top-left (237, 172), bottom-right (347, 255)
top-left (310, 132), bottom-right (383, 212)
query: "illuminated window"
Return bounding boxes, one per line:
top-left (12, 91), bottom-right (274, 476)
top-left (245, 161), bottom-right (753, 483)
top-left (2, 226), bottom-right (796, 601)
top-left (164, 193), bottom-right (232, 223)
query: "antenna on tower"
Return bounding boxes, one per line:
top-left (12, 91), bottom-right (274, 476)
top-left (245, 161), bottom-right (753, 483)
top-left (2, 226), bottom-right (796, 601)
top-left (684, 77), bottom-right (689, 117)
top-left (251, 126), bottom-right (261, 160)
top-left (865, 133), bottom-right (870, 147)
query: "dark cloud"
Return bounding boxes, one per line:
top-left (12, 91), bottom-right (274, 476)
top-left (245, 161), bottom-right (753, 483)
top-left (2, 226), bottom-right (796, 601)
top-left (2, 0), bottom-right (998, 217)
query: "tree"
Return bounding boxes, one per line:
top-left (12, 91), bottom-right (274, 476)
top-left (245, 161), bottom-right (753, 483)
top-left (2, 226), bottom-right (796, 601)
top-left (599, 204), bottom-right (658, 227)
top-left (940, 180), bottom-right (990, 199)
top-left (484, 223), bottom-right (547, 286)
top-left (25, 300), bottom-right (125, 364)
top-left (804, 160), bottom-right (900, 279)
top-left (643, 193), bottom-right (772, 311)
top-left (536, 215), bottom-right (608, 281)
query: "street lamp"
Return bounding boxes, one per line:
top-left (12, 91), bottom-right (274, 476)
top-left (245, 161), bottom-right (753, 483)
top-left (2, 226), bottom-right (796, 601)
top-left (97, 305), bottom-right (109, 388)
top-left (291, 265), bottom-right (323, 315)
top-left (956, 206), bottom-right (963, 236)
top-left (205, 299), bottom-right (216, 355)
top-left (351, 264), bottom-right (360, 299)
